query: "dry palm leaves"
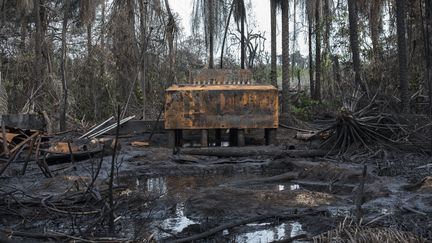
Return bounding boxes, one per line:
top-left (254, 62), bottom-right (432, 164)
top-left (318, 108), bottom-right (403, 154)
top-left (313, 219), bottom-right (427, 243)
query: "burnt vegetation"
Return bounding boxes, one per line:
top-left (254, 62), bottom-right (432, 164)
top-left (0, 0), bottom-right (432, 242)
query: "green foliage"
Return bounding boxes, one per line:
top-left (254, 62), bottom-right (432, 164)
top-left (289, 93), bottom-right (319, 120)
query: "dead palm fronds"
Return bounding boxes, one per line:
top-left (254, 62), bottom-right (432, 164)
top-left (313, 219), bottom-right (427, 243)
top-left (318, 99), bottom-right (404, 154)
top-left (192, 0), bottom-right (228, 40)
top-left (192, 0), bottom-right (230, 65)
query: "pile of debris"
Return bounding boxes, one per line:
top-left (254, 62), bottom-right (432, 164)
top-left (0, 114), bottom-right (138, 178)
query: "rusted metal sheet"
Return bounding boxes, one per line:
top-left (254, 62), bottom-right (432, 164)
top-left (165, 85), bottom-right (278, 129)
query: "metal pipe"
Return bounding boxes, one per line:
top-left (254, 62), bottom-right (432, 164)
top-left (89, 115), bottom-right (135, 138)
top-left (79, 116), bottom-right (114, 139)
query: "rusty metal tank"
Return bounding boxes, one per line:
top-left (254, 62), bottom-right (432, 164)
top-left (164, 84), bottom-right (278, 130)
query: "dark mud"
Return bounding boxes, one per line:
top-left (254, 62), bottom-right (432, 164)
top-left (1, 135), bottom-right (432, 242)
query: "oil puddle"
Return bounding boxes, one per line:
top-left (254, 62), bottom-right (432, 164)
top-left (244, 180), bottom-right (354, 195)
top-left (227, 221), bottom-right (306, 242)
top-left (120, 175), bottom-right (319, 241)
top-left (183, 141), bottom-right (230, 147)
top-left (247, 183), bottom-right (301, 191)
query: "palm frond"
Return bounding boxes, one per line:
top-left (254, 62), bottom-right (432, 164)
top-left (233, 0), bottom-right (246, 23)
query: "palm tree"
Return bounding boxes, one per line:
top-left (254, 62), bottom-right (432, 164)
top-left (220, 0), bottom-right (246, 69)
top-left (369, 0), bottom-right (384, 61)
top-left (111, 0), bottom-right (139, 99)
top-left (314, 0), bottom-right (321, 101)
top-left (220, 0), bottom-right (234, 68)
top-left (80, 0), bottom-right (100, 119)
top-left (208, 0), bottom-right (215, 68)
top-left (33, 0), bottom-right (43, 93)
top-left (347, 0), bottom-right (363, 92)
top-left (306, 0), bottom-right (314, 98)
top-left (396, 0), bottom-right (409, 112)
top-left (192, 0), bottom-right (228, 69)
top-left (79, 0), bottom-right (98, 58)
top-left (16, 0), bottom-right (33, 50)
top-left (281, 0), bottom-right (290, 114)
top-left (165, 0), bottom-right (177, 83)
top-left (60, 0), bottom-right (71, 131)
top-left (291, 0), bottom-right (297, 85)
top-left (270, 0), bottom-right (277, 87)
top-left (233, 0), bottom-right (246, 69)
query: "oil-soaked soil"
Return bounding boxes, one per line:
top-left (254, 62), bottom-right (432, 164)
top-left (1, 131), bottom-right (432, 242)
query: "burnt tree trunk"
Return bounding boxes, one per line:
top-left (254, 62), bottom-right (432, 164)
top-left (369, 0), bottom-right (383, 61)
top-left (308, 13), bottom-right (314, 98)
top-left (165, 0), bottom-right (175, 84)
top-left (208, 0), bottom-right (214, 69)
top-left (33, 0), bottom-right (43, 101)
top-left (220, 0), bottom-right (234, 69)
top-left (281, 0), bottom-right (290, 114)
top-left (396, 0), bottom-right (409, 113)
top-left (314, 0), bottom-right (321, 101)
top-left (60, 0), bottom-right (70, 131)
top-left (291, 0), bottom-right (297, 87)
top-left (139, 0), bottom-right (148, 119)
top-left (348, 0), bottom-right (363, 92)
top-left (240, 1), bottom-right (246, 69)
top-left (270, 0), bottom-right (277, 87)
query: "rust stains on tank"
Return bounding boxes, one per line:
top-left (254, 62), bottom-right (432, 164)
top-left (165, 85), bottom-right (279, 129)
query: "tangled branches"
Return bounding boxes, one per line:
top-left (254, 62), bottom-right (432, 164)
top-left (318, 108), bottom-right (405, 154)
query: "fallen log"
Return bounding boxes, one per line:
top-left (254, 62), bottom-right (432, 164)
top-left (180, 146), bottom-right (329, 158)
top-left (279, 123), bottom-right (316, 133)
top-left (223, 172), bottom-right (299, 187)
top-left (171, 211), bottom-right (322, 243)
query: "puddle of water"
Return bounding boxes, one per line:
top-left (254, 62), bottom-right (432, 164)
top-left (182, 142), bottom-right (202, 148)
top-left (245, 183), bottom-right (301, 192)
top-left (276, 184), bottom-right (300, 191)
top-left (159, 203), bottom-right (196, 235)
top-left (290, 184), bottom-right (300, 191)
top-left (327, 206), bottom-right (352, 217)
top-left (184, 141), bottom-right (230, 147)
top-left (232, 221), bottom-right (306, 243)
top-left (146, 177), bottom-right (167, 194)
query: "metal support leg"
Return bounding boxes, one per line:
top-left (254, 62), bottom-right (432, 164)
top-left (201, 129), bottom-right (208, 147)
top-left (215, 129), bottom-right (222, 146)
top-left (175, 129), bottom-right (183, 147)
top-left (265, 128), bottom-right (277, 145)
top-left (168, 130), bottom-right (175, 148)
top-left (229, 129), bottom-right (238, 146)
top-left (237, 129), bottom-right (245, 147)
